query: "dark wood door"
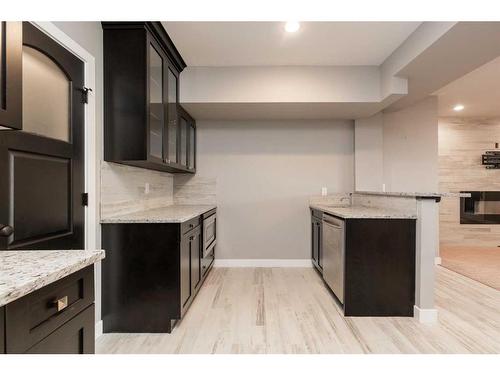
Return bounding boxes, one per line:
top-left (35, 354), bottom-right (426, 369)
top-left (0, 22), bottom-right (85, 250)
top-left (0, 22), bottom-right (22, 130)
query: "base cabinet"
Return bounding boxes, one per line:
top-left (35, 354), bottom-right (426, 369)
top-left (310, 209), bottom-right (323, 273)
top-left (311, 209), bottom-right (416, 317)
top-left (1, 266), bottom-right (95, 354)
top-left (102, 216), bottom-right (213, 334)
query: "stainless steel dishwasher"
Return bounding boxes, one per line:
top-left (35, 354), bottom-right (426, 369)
top-left (322, 213), bottom-right (345, 303)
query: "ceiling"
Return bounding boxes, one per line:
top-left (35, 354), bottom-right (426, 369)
top-left (436, 56), bottom-right (500, 117)
top-left (162, 22), bottom-right (421, 66)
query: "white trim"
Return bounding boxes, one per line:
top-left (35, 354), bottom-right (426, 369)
top-left (213, 259), bottom-right (313, 268)
top-left (95, 320), bottom-right (103, 339)
top-left (413, 305), bottom-right (438, 323)
top-left (435, 256), bottom-right (442, 265)
top-left (31, 22), bottom-right (98, 251)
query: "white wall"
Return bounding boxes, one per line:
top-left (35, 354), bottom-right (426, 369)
top-left (181, 66), bottom-right (381, 103)
top-left (196, 120), bottom-right (354, 260)
top-left (383, 97), bottom-right (438, 192)
top-left (354, 113), bottom-right (384, 191)
top-left (354, 97), bottom-right (439, 192)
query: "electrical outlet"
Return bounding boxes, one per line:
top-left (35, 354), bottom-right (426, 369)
top-left (145, 183), bottom-right (150, 195)
top-left (321, 187), bottom-right (328, 196)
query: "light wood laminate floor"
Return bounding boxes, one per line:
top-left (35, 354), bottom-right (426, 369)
top-left (96, 266), bottom-right (500, 354)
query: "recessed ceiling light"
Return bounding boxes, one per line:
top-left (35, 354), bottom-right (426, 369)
top-left (284, 21), bottom-right (300, 33)
top-left (453, 104), bottom-right (465, 112)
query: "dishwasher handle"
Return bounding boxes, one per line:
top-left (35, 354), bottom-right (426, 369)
top-left (322, 214), bottom-right (344, 229)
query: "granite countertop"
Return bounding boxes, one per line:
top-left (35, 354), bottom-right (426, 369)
top-left (310, 204), bottom-right (417, 219)
top-left (0, 250), bottom-right (105, 307)
top-left (100, 204), bottom-right (217, 224)
top-left (354, 191), bottom-right (470, 198)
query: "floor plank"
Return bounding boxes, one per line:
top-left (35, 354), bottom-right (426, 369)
top-left (96, 266), bottom-right (500, 354)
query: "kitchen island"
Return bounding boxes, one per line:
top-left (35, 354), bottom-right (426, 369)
top-left (310, 191), bottom-right (467, 322)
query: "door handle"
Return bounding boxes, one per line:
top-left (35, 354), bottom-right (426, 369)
top-left (0, 224), bottom-right (14, 237)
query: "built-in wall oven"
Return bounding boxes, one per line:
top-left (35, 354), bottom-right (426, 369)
top-left (201, 208), bottom-right (216, 276)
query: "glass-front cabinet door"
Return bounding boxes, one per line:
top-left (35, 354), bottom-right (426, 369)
top-left (166, 67), bottom-right (178, 164)
top-left (179, 114), bottom-right (188, 168)
top-left (0, 22), bottom-right (22, 130)
top-left (188, 120), bottom-right (196, 171)
top-left (148, 43), bottom-right (165, 161)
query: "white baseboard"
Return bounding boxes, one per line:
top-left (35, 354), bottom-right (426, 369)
top-left (95, 320), bottom-right (103, 339)
top-left (213, 259), bottom-right (313, 268)
top-left (435, 257), bottom-right (442, 265)
top-left (414, 305), bottom-right (438, 323)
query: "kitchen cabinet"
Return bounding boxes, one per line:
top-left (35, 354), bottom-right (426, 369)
top-left (0, 307), bottom-right (4, 353)
top-left (1, 266), bottom-right (95, 354)
top-left (0, 21), bottom-right (22, 130)
top-left (180, 224), bottom-right (202, 314)
top-left (101, 212), bottom-right (213, 334)
top-left (311, 209), bottom-right (416, 317)
top-left (310, 209), bottom-right (322, 273)
top-left (102, 22), bottom-right (192, 173)
top-left (178, 105), bottom-right (197, 172)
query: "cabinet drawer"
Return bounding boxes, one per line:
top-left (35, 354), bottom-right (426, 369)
top-left (181, 215), bottom-right (201, 234)
top-left (25, 304), bottom-right (94, 354)
top-left (311, 209), bottom-right (323, 219)
top-left (5, 265), bottom-right (94, 353)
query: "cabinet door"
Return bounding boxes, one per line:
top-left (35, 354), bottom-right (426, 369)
top-left (165, 66), bottom-right (178, 164)
top-left (178, 108), bottom-right (189, 168)
top-left (317, 221), bottom-right (322, 268)
top-left (188, 119), bottom-right (196, 171)
top-left (148, 40), bottom-right (166, 161)
top-left (311, 219), bottom-right (318, 264)
top-left (0, 22), bottom-right (22, 130)
top-left (191, 227), bottom-right (201, 292)
top-left (180, 234), bottom-right (191, 309)
top-left (0, 306), bottom-right (5, 354)
top-left (24, 305), bottom-right (94, 354)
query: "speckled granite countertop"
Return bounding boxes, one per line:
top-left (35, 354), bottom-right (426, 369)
top-left (310, 204), bottom-right (417, 219)
top-left (354, 191), bottom-right (470, 198)
top-left (0, 250), bottom-right (105, 307)
top-left (100, 204), bottom-right (217, 224)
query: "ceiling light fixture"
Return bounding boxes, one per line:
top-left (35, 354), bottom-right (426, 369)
top-left (453, 104), bottom-right (465, 112)
top-left (285, 21), bottom-right (300, 33)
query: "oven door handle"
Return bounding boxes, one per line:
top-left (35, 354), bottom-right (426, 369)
top-left (204, 240), bottom-right (216, 258)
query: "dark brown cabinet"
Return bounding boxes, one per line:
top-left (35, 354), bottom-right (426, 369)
top-left (0, 21), bottom-right (22, 130)
top-left (102, 213), bottom-right (213, 334)
top-left (0, 306), bottom-right (5, 353)
top-left (311, 209), bottom-right (322, 273)
top-left (178, 105), bottom-right (196, 172)
top-left (1, 266), bottom-right (95, 354)
top-left (102, 22), bottom-right (195, 174)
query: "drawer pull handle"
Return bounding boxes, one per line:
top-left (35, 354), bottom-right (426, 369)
top-left (53, 296), bottom-right (68, 312)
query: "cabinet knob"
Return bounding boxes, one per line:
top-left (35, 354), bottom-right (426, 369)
top-left (53, 296), bottom-right (68, 312)
top-left (0, 224), bottom-right (14, 237)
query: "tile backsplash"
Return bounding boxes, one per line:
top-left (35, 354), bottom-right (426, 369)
top-left (100, 162), bottom-right (174, 218)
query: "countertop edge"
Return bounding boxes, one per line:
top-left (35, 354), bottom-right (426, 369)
top-left (0, 250), bottom-right (105, 307)
top-left (354, 190), bottom-right (470, 198)
top-left (310, 204), bottom-right (418, 219)
top-left (100, 205), bottom-right (217, 224)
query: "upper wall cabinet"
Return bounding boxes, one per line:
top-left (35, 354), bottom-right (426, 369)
top-left (102, 22), bottom-right (193, 173)
top-left (0, 22), bottom-right (22, 130)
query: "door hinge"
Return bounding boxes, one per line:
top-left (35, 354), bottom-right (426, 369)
top-left (81, 193), bottom-right (89, 206)
top-left (80, 87), bottom-right (93, 104)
